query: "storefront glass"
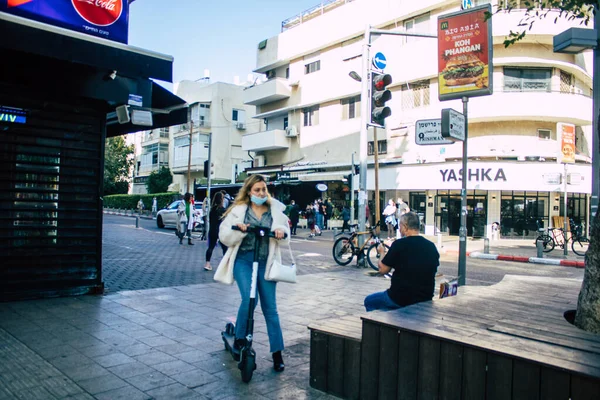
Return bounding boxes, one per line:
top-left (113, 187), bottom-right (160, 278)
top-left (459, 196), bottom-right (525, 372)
top-left (435, 190), bottom-right (487, 237)
top-left (409, 192), bottom-right (426, 233)
top-left (500, 191), bottom-right (549, 238)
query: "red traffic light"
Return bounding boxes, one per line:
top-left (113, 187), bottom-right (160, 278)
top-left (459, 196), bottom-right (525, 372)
top-left (373, 74), bottom-right (392, 90)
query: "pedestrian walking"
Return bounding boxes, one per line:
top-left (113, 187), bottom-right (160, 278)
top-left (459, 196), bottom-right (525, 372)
top-left (217, 174), bottom-right (290, 372)
top-left (205, 192), bottom-right (228, 271)
top-left (396, 197), bottom-right (410, 239)
top-left (341, 205), bottom-right (351, 233)
top-left (177, 193), bottom-right (195, 245)
top-left (137, 198), bottom-right (144, 215)
top-left (152, 196), bottom-right (158, 216)
top-left (286, 200), bottom-right (300, 235)
top-left (383, 199), bottom-right (397, 240)
top-left (305, 205), bottom-right (316, 238)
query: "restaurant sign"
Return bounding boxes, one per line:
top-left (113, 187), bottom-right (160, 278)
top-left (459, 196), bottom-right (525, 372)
top-left (437, 4), bottom-right (493, 101)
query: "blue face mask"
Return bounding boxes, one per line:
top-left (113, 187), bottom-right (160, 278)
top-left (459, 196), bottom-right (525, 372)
top-left (250, 195), bottom-right (267, 206)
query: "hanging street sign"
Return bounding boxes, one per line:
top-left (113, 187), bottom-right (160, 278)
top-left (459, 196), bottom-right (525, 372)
top-left (372, 52), bottom-right (387, 70)
top-left (415, 119), bottom-right (454, 145)
top-left (441, 108), bottom-right (465, 141)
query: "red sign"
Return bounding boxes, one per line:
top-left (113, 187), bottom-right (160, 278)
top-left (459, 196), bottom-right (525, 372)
top-left (438, 5), bottom-right (493, 101)
top-left (72, 0), bottom-right (123, 27)
top-left (558, 123), bottom-right (576, 164)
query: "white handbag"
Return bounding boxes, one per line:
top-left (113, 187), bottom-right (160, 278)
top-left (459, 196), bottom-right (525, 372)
top-left (266, 241), bottom-right (296, 284)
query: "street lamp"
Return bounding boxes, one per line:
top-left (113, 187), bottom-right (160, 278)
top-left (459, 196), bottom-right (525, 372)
top-left (349, 71), bottom-right (362, 82)
top-left (553, 23), bottom-right (599, 225)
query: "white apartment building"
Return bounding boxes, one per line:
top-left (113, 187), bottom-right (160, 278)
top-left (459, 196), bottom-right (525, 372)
top-left (242, 0), bottom-right (593, 238)
top-left (132, 81), bottom-right (258, 196)
top-left (171, 80), bottom-right (258, 195)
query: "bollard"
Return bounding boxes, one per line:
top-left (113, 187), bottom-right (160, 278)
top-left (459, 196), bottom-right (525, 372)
top-left (136, 216), bottom-right (139, 229)
top-left (536, 239), bottom-right (544, 258)
top-left (484, 238), bottom-right (490, 254)
top-left (437, 233), bottom-right (443, 250)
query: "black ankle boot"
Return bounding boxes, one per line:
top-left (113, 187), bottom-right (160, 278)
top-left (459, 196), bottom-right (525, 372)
top-left (188, 239), bottom-right (194, 245)
top-left (272, 351), bottom-right (284, 372)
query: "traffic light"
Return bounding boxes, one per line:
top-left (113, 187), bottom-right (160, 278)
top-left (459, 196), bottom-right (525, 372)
top-left (203, 160), bottom-right (209, 178)
top-left (354, 164), bottom-right (360, 175)
top-left (370, 72), bottom-right (392, 127)
top-left (344, 174), bottom-right (352, 186)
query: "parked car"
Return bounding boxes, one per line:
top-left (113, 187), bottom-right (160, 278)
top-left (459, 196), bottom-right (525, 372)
top-left (156, 200), bottom-right (203, 231)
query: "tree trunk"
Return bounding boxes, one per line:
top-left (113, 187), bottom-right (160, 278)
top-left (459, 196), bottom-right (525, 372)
top-left (575, 210), bottom-right (600, 333)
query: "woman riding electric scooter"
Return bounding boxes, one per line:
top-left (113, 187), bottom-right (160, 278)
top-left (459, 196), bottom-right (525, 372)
top-left (216, 174), bottom-right (290, 380)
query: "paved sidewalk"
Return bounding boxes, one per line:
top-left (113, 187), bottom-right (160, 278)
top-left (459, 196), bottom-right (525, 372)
top-left (0, 268), bottom-right (390, 400)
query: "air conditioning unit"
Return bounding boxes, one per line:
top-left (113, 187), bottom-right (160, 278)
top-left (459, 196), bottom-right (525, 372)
top-left (236, 122), bottom-right (246, 130)
top-left (253, 155), bottom-right (265, 168)
top-left (285, 126), bottom-right (298, 137)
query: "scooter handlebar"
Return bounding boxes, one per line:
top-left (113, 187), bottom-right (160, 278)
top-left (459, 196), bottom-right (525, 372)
top-left (232, 225), bottom-right (287, 239)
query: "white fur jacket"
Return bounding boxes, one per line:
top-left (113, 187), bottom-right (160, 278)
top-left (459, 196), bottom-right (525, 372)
top-left (214, 199), bottom-right (291, 284)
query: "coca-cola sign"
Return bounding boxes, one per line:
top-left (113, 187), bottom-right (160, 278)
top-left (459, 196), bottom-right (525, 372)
top-left (1, 0), bottom-right (129, 43)
top-left (72, 0), bottom-right (123, 27)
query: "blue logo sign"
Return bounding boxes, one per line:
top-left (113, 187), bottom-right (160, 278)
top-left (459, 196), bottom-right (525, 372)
top-left (372, 52), bottom-right (387, 70)
top-left (461, 0), bottom-right (474, 9)
top-left (0, 106), bottom-right (27, 124)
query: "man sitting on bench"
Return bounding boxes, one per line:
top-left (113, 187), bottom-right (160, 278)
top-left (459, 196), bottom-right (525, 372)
top-left (364, 212), bottom-right (439, 312)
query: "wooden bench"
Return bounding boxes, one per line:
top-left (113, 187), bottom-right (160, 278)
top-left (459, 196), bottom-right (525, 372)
top-left (309, 315), bottom-right (363, 399)
top-left (309, 275), bottom-right (600, 399)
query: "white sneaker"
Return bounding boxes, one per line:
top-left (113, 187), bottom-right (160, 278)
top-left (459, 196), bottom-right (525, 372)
top-left (204, 264), bottom-right (212, 271)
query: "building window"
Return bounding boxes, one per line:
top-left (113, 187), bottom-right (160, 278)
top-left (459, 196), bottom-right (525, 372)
top-left (304, 60), bottom-right (321, 74)
top-left (341, 96), bottom-right (361, 120)
top-left (232, 110), bottom-right (238, 121)
top-left (303, 106), bottom-right (319, 126)
top-left (560, 70), bottom-right (574, 93)
top-left (368, 140), bottom-right (387, 155)
top-left (503, 68), bottom-right (551, 92)
top-left (159, 127), bottom-right (169, 138)
top-left (401, 80), bottom-right (430, 109)
top-left (538, 129), bottom-right (551, 140)
top-left (404, 13), bottom-right (430, 44)
top-left (500, 191), bottom-right (549, 238)
top-left (232, 109), bottom-right (246, 124)
top-left (283, 117), bottom-right (289, 130)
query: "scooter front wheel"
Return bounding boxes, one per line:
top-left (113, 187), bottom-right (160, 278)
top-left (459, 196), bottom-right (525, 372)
top-left (239, 349), bottom-right (256, 383)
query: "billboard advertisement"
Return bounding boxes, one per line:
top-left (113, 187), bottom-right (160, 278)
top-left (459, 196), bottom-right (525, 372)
top-left (438, 4), bottom-right (493, 101)
top-left (0, 0), bottom-right (129, 44)
top-left (558, 122), bottom-right (576, 164)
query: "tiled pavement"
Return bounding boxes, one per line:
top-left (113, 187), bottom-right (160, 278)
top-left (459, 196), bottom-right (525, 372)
top-left (0, 267), bottom-right (390, 399)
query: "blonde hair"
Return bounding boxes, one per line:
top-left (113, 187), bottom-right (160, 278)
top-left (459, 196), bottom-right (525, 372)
top-left (223, 174), bottom-right (271, 217)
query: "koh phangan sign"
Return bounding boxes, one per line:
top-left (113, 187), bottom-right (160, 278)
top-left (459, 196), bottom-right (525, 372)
top-left (437, 4), bottom-right (493, 101)
top-left (1, 0), bottom-right (129, 43)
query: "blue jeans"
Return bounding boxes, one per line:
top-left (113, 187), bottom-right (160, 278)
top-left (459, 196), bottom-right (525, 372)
top-left (233, 251), bottom-right (284, 353)
top-left (316, 213), bottom-right (324, 229)
top-left (364, 290), bottom-right (402, 312)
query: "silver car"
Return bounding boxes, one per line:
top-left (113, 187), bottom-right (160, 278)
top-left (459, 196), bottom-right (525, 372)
top-left (156, 200), bottom-right (203, 231)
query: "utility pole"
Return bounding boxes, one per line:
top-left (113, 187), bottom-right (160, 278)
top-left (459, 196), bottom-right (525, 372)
top-left (357, 26), bottom-right (371, 266)
top-left (186, 106), bottom-right (194, 193)
top-left (373, 127), bottom-right (380, 232)
top-left (350, 152), bottom-right (355, 224)
top-left (205, 132), bottom-right (213, 231)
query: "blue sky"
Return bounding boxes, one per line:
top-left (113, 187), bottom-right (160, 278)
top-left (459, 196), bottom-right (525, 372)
top-left (128, 0), bottom-right (321, 85)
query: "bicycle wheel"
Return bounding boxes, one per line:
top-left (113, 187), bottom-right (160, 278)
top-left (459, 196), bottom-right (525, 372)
top-left (332, 237), bottom-right (355, 266)
top-left (571, 237), bottom-right (589, 256)
top-left (366, 242), bottom-right (390, 271)
top-left (536, 234), bottom-right (555, 253)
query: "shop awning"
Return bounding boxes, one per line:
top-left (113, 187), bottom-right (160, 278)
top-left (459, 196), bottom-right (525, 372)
top-left (298, 172), bottom-right (347, 182)
top-left (0, 12), bottom-right (188, 136)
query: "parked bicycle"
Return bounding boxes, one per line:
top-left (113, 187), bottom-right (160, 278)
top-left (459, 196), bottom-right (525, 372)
top-left (534, 219), bottom-right (589, 256)
top-left (332, 222), bottom-right (390, 270)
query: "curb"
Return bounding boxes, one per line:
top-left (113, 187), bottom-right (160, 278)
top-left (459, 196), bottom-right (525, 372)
top-left (103, 211), bottom-right (154, 220)
top-left (468, 251), bottom-right (585, 268)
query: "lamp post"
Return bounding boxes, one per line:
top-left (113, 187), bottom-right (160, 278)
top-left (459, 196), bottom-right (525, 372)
top-left (553, 24), bottom-right (599, 225)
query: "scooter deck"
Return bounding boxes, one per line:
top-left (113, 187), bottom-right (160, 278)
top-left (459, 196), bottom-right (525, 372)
top-left (222, 326), bottom-right (240, 361)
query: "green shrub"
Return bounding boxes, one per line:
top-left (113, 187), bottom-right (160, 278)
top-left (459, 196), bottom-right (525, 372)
top-left (103, 192), bottom-right (180, 210)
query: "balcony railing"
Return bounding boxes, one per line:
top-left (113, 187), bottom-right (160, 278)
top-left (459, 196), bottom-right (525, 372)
top-left (242, 129), bottom-right (290, 152)
top-left (281, 0), bottom-right (355, 32)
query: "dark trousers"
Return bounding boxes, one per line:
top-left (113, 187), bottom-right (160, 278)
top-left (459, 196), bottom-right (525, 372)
top-left (206, 234), bottom-right (227, 262)
top-left (342, 220), bottom-right (350, 232)
top-left (291, 220), bottom-right (298, 235)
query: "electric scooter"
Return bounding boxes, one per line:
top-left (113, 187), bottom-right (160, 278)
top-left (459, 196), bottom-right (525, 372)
top-left (221, 225), bottom-right (286, 383)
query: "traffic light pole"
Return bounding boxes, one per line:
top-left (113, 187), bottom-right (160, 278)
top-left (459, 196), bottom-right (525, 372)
top-left (357, 26), bottom-right (371, 266)
top-left (205, 132), bottom-right (212, 231)
top-left (458, 97), bottom-right (469, 286)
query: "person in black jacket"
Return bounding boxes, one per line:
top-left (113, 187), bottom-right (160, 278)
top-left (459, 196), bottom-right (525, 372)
top-left (204, 192), bottom-right (228, 271)
top-left (287, 200), bottom-right (300, 235)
